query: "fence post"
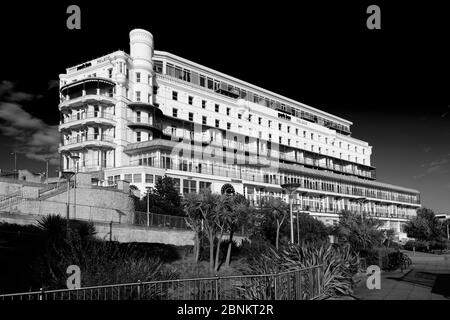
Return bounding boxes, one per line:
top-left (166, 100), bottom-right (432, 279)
top-left (137, 280), bottom-right (142, 300)
top-left (274, 275), bottom-right (278, 300)
top-left (317, 266), bottom-right (322, 298)
top-left (39, 288), bottom-right (44, 301)
top-left (215, 276), bottom-right (219, 300)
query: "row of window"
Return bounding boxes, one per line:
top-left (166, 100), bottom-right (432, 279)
top-left (170, 90), bottom-right (366, 155)
top-left (107, 174), bottom-right (212, 194)
top-left (130, 152), bottom-right (418, 204)
top-left (161, 61), bottom-right (351, 134)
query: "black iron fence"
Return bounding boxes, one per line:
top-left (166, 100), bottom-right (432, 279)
top-left (0, 265), bottom-right (323, 301)
top-left (132, 211), bottom-right (248, 236)
top-left (133, 211), bottom-right (188, 229)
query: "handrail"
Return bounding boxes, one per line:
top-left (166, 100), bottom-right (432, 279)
top-left (0, 265), bottom-right (323, 300)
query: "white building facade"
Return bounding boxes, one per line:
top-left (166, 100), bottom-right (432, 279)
top-left (58, 29), bottom-right (421, 239)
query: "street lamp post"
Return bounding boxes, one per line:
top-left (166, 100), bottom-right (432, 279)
top-left (297, 191), bottom-right (308, 244)
top-left (281, 183), bottom-right (300, 244)
top-left (70, 155), bottom-right (80, 220)
top-left (146, 187), bottom-right (151, 227)
top-left (61, 171), bottom-right (75, 236)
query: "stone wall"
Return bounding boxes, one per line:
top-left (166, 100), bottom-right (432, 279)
top-left (0, 212), bottom-right (194, 246)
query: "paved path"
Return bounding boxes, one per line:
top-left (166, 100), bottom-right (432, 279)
top-left (353, 251), bottom-right (450, 300)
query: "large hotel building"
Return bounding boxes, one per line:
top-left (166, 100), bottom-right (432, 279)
top-left (58, 29), bottom-right (420, 239)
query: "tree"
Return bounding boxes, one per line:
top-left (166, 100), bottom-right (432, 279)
top-left (404, 207), bottom-right (442, 241)
top-left (296, 213), bottom-right (330, 245)
top-left (182, 190), bottom-right (222, 272)
top-left (183, 193), bottom-right (203, 262)
top-left (333, 210), bottom-right (384, 251)
top-left (224, 194), bottom-right (251, 267)
top-left (260, 197), bottom-right (289, 250)
top-left (136, 175), bottom-right (183, 216)
top-left (212, 194), bottom-right (231, 272)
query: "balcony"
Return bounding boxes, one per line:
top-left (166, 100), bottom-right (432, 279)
top-left (59, 111), bottom-right (116, 130)
top-left (59, 93), bottom-right (116, 109)
top-left (59, 134), bottom-right (115, 152)
top-left (279, 153), bottom-right (376, 179)
top-left (127, 117), bottom-right (163, 132)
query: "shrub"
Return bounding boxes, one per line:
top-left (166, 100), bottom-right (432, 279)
top-left (241, 243), bottom-right (359, 298)
top-left (35, 238), bottom-right (179, 290)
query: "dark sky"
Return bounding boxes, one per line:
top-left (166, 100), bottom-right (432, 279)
top-left (0, 1), bottom-right (449, 212)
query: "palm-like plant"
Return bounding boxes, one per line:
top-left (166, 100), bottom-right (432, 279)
top-left (334, 211), bottom-right (384, 251)
top-left (264, 197), bottom-right (289, 250)
top-left (36, 214), bottom-right (67, 246)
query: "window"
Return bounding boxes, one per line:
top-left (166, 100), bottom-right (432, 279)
top-left (248, 114), bottom-right (252, 122)
top-left (288, 139), bottom-right (291, 146)
top-left (278, 123), bottom-right (282, 131)
top-left (202, 116), bottom-right (207, 125)
top-left (215, 119), bottom-right (220, 128)
top-left (238, 114), bottom-right (242, 119)
top-left (173, 178), bottom-right (181, 193)
top-left (226, 107), bottom-right (230, 116)
top-left (258, 117), bottom-right (262, 125)
top-left (227, 122), bottom-right (231, 130)
top-left (124, 174), bottom-right (132, 182)
top-left (200, 75), bottom-right (206, 87)
top-left (172, 91), bottom-right (178, 100)
top-left (136, 111), bottom-right (141, 122)
top-left (153, 86), bottom-right (158, 95)
top-left (173, 108), bottom-right (178, 118)
top-left (133, 173), bottom-right (142, 183)
top-left (287, 126), bottom-right (290, 133)
top-left (114, 175), bottom-right (120, 184)
top-left (303, 131), bottom-right (306, 138)
top-left (296, 128), bottom-right (299, 135)
top-left (279, 137), bottom-right (282, 144)
top-left (148, 75), bottom-right (151, 84)
top-left (199, 181), bottom-right (211, 191)
top-left (215, 104), bottom-right (219, 112)
top-left (136, 72), bottom-right (141, 83)
top-left (188, 112), bottom-right (194, 122)
top-left (107, 68), bottom-right (113, 78)
top-left (183, 180), bottom-right (197, 194)
top-left (311, 133), bottom-right (314, 140)
top-left (145, 174), bottom-right (153, 183)
top-left (107, 176), bottom-right (113, 185)
top-left (269, 133), bottom-right (272, 140)
top-left (136, 132), bottom-right (141, 142)
top-left (136, 91), bottom-right (141, 102)
top-left (202, 100), bottom-right (206, 109)
top-left (268, 120), bottom-right (272, 128)
top-left (188, 96), bottom-right (193, 105)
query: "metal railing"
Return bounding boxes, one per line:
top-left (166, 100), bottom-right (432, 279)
top-left (62, 134), bottom-right (115, 146)
top-left (0, 265), bottom-right (323, 300)
top-left (61, 111), bottom-right (115, 124)
top-left (132, 211), bottom-right (249, 236)
top-left (133, 211), bottom-right (188, 230)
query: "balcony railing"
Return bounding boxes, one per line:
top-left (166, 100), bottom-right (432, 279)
top-left (127, 117), bottom-right (163, 131)
top-left (61, 111), bottom-right (115, 125)
top-left (62, 134), bottom-right (115, 146)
